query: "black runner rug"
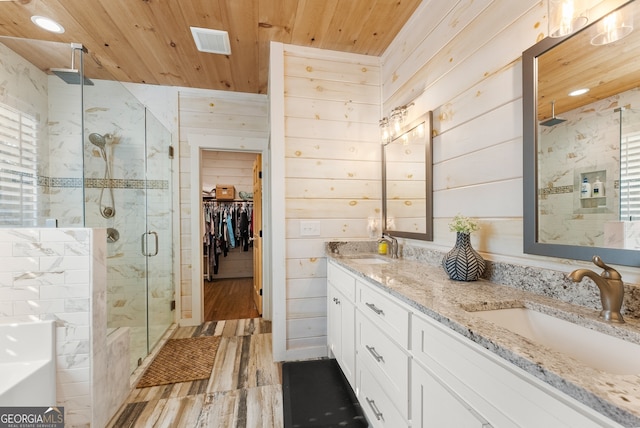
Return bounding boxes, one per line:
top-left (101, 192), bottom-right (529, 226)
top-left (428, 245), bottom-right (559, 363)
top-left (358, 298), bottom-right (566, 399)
top-left (281, 359), bottom-right (367, 427)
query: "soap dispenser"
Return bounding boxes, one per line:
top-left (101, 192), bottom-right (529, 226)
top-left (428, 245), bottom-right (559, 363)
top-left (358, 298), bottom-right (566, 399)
top-left (581, 177), bottom-right (591, 199)
top-left (593, 176), bottom-right (604, 197)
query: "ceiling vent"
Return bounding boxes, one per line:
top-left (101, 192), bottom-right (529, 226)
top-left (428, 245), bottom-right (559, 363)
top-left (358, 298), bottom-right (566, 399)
top-left (190, 27), bottom-right (231, 55)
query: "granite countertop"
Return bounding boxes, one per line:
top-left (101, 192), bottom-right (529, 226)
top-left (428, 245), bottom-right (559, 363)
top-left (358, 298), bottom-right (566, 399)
top-left (327, 252), bottom-right (640, 427)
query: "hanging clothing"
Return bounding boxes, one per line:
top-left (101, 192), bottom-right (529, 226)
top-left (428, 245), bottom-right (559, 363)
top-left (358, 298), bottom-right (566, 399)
top-left (226, 209), bottom-right (236, 248)
top-left (240, 208), bottom-right (250, 251)
top-left (202, 199), bottom-right (253, 277)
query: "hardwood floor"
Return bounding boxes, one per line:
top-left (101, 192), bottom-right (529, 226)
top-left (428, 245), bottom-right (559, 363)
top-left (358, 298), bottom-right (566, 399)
top-left (204, 277), bottom-right (260, 321)
top-left (108, 319), bottom-right (282, 428)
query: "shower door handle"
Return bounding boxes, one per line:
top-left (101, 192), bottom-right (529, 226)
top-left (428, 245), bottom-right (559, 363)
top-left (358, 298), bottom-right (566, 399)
top-left (141, 231), bottom-right (159, 257)
top-left (149, 231), bottom-right (158, 256)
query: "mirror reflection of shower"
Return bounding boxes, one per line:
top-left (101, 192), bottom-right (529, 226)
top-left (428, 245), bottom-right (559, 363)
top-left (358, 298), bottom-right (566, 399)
top-left (89, 132), bottom-right (116, 218)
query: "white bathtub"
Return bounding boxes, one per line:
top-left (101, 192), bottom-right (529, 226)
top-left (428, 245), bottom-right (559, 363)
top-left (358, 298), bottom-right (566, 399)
top-left (0, 320), bottom-right (56, 406)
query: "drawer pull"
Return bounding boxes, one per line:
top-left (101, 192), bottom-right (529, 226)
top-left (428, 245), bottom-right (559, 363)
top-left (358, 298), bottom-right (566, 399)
top-left (366, 397), bottom-right (383, 421)
top-left (365, 345), bottom-right (384, 362)
top-left (365, 302), bottom-right (384, 315)
top-left (333, 297), bottom-right (340, 304)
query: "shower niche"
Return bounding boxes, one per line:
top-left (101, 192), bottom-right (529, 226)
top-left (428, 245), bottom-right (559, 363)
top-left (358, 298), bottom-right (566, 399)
top-left (575, 169), bottom-right (608, 212)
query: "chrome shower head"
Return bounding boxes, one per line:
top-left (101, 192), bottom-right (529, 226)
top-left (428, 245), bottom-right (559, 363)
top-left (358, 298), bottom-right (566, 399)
top-left (50, 43), bottom-right (94, 85)
top-left (540, 117), bottom-right (567, 127)
top-left (540, 100), bottom-right (566, 127)
top-left (88, 132), bottom-right (106, 149)
top-left (50, 68), bottom-right (94, 85)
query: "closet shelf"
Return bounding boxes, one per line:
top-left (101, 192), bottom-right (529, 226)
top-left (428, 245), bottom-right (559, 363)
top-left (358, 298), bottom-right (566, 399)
top-left (202, 197), bottom-right (252, 202)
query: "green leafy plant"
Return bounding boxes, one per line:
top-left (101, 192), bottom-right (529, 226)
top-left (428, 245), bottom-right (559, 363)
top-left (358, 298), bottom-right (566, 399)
top-left (448, 214), bottom-right (480, 234)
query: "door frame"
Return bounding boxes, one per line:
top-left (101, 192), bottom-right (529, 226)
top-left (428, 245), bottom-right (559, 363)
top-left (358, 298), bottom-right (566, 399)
top-left (187, 134), bottom-right (270, 326)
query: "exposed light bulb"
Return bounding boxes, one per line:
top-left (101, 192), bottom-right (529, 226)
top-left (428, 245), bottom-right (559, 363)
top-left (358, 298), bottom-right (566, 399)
top-left (591, 10), bottom-right (634, 45)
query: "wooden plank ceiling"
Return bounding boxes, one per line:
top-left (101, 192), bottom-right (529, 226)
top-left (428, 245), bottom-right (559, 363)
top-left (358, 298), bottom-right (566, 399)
top-left (0, 0), bottom-right (422, 94)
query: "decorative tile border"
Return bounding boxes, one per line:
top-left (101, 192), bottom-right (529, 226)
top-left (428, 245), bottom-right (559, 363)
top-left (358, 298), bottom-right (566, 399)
top-left (538, 181), bottom-right (620, 198)
top-left (38, 175), bottom-right (168, 189)
top-left (539, 185), bottom-right (574, 196)
top-left (50, 177), bottom-right (83, 188)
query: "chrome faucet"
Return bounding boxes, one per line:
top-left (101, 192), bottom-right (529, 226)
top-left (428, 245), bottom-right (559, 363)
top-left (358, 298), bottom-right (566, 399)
top-left (379, 233), bottom-right (399, 259)
top-left (568, 255), bottom-right (625, 323)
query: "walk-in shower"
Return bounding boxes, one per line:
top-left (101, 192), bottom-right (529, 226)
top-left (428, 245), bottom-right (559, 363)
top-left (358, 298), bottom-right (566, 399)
top-left (0, 35), bottom-right (174, 376)
top-left (89, 132), bottom-right (116, 218)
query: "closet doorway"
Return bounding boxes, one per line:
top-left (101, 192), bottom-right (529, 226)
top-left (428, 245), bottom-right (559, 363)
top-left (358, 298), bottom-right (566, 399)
top-left (201, 151), bottom-right (262, 321)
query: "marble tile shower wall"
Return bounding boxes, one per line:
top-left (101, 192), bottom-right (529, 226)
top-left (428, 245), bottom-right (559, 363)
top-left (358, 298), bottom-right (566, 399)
top-left (47, 76), bottom-right (84, 224)
top-left (538, 87), bottom-right (640, 248)
top-left (0, 228), bottom-right (110, 427)
top-left (0, 42), bottom-right (51, 224)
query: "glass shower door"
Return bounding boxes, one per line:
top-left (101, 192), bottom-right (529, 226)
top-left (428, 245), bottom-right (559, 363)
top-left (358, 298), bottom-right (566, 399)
top-left (83, 79), bottom-right (173, 373)
top-left (144, 108), bottom-right (173, 352)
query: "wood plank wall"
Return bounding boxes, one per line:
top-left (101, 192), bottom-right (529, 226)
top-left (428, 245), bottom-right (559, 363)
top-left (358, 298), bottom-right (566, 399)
top-left (178, 89), bottom-right (268, 320)
top-left (282, 45), bottom-right (381, 353)
top-left (381, 0), bottom-right (546, 262)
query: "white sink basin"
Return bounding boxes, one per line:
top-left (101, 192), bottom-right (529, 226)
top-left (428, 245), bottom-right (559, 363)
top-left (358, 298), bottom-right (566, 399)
top-left (347, 254), bottom-right (391, 265)
top-left (470, 308), bottom-right (640, 375)
top-left (345, 255), bottom-right (391, 265)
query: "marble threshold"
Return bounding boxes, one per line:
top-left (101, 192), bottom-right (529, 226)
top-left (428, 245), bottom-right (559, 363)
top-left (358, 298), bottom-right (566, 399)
top-left (327, 243), bottom-right (640, 427)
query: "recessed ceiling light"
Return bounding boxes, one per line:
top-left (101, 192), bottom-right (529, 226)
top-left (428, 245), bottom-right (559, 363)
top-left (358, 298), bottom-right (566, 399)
top-left (569, 88), bottom-right (589, 96)
top-left (31, 16), bottom-right (65, 34)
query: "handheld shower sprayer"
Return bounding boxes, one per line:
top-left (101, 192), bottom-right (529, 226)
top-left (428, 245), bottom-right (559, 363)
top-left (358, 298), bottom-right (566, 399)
top-left (89, 132), bottom-right (116, 218)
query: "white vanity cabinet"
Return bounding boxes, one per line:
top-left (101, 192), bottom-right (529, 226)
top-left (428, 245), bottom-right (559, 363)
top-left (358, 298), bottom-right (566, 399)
top-left (326, 259), bottom-right (626, 428)
top-left (326, 261), bottom-right (356, 387)
top-left (356, 279), bottom-right (411, 426)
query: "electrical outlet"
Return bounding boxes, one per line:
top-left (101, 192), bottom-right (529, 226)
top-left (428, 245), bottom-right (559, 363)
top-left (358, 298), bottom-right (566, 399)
top-left (300, 221), bottom-right (321, 236)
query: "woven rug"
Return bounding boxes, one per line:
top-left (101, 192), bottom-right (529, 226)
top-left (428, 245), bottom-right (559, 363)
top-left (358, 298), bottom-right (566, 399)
top-left (136, 336), bottom-right (221, 388)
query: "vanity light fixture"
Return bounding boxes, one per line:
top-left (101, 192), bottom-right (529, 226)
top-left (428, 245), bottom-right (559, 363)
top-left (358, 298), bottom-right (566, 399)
top-left (549, 0), bottom-right (589, 38)
top-left (379, 117), bottom-right (391, 145)
top-left (569, 88), bottom-right (589, 96)
top-left (380, 103), bottom-right (414, 144)
top-left (31, 16), bottom-right (65, 34)
top-left (591, 9), bottom-right (633, 46)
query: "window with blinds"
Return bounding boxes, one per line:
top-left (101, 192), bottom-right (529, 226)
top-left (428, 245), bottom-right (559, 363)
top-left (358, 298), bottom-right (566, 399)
top-left (620, 132), bottom-right (640, 221)
top-left (0, 103), bottom-right (38, 226)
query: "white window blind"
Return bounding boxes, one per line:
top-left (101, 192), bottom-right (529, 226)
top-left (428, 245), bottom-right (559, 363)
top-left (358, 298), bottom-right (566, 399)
top-left (620, 132), bottom-right (640, 221)
top-left (0, 103), bottom-right (38, 226)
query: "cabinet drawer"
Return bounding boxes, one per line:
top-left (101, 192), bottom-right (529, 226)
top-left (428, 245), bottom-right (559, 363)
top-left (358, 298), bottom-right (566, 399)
top-left (357, 280), bottom-right (409, 347)
top-left (357, 356), bottom-right (409, 428)
top-left (412, 359), bottom-right (494, 428)
top-left (327, 261), bottom-right (356, 301)
top-left (358, 311), bottom-right (409, 416)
